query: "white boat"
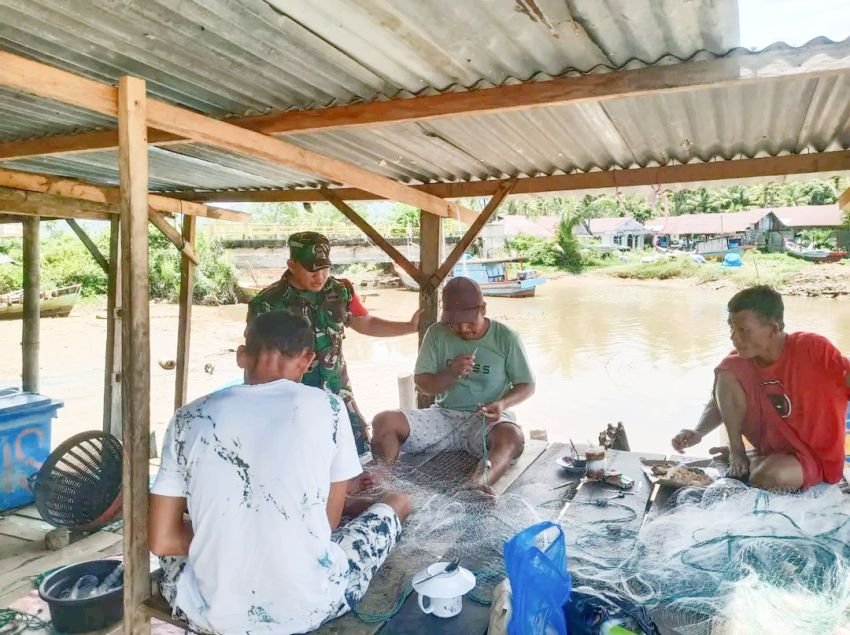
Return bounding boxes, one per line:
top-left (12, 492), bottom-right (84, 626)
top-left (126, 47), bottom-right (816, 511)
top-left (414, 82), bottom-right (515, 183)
top-left (395, 256), bottom-right (546, 298)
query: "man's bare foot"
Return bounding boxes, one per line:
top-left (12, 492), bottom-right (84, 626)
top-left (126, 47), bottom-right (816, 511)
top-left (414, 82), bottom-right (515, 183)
top-left (727, 451), bottom-right (750, 479)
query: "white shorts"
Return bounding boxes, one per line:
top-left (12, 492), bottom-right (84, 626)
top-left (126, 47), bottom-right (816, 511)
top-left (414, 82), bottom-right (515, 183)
top-left (399, 407), bottom-right (522, 458)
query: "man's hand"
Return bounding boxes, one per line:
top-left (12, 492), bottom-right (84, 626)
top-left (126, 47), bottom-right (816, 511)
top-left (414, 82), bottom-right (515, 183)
top-left (480, 401), bottom-right (504, 422)
top-left (409, 308), bottom-right (423, 332)
top-left (671, 429), bottom-right (703, 453)
top-left (447, 353), bottom-right (476, 378)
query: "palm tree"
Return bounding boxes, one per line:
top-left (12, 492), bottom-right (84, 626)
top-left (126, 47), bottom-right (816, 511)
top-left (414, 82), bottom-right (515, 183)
top-left (717, 186), bottom-right (753, 211)
top-left (688, 187), bottom-right (723, 213)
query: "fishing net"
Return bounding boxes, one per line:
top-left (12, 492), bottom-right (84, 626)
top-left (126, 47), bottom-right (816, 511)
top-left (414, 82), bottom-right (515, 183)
top-left (566, 478), bottom-right (850, 635)
top-left (351, 412), bottom-right (566, 622)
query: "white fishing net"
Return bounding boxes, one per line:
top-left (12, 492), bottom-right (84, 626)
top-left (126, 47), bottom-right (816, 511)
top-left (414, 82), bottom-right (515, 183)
top-left (350, 444), bottom-right (569, 621)
top-left (567, 478), bottom-right (850, 634)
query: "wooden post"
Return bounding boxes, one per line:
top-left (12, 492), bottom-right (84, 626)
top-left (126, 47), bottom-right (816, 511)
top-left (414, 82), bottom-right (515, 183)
top-left (118, 76), bottom-right (151, 635)
top-left (417, 211), bottom-right (442, 408)
top-left (103, 216), bottom-right (122, 435)
top-left (21, 217), bottom-right (39, 393)
top-left (174, 214), bottom-right (196, 410)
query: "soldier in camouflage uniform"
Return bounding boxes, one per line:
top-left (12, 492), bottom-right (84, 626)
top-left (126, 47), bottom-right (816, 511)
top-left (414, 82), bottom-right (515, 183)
top-left (247, 232), bottom-right (420, 455)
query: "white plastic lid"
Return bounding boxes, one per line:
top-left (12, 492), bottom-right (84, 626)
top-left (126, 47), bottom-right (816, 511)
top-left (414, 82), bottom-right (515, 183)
top-left (412, 562), bottom-right (476, 599)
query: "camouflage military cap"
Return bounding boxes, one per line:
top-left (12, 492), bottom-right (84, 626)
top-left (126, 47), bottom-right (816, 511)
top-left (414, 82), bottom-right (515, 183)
top-left (288, 231), bottom-right (331, 271)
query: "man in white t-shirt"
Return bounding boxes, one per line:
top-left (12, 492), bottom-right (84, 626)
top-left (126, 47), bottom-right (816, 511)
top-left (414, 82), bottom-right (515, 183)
top-left (149, 311), bottom-right (411, 634)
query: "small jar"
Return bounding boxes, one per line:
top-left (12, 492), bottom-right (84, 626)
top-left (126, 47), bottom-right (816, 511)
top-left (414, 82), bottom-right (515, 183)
top-left (585, 447), bottom-right (607, 479)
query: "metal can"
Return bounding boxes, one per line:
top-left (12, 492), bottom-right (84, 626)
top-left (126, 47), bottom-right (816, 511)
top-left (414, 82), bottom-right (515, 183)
top-left (585, 447), bottom-right (607, 479)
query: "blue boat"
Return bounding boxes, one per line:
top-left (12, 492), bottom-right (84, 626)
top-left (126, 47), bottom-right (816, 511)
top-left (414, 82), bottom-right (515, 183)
top-left (395, 256), bottom-right (546, 298)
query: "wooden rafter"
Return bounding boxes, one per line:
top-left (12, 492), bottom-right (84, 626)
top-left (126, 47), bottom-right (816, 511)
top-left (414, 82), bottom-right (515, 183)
top-left (66, 219), bottom-right (109, 273)
top-left (0, 187), bottom-right (114, 221)
top-left (0, 167), bottom-right (249, 222)
top-left (2, 39), bottom-right (849, 161)
top-left (0, 51), bottom-right (477, 223)
top-left (431, 180), bottom-right (515, 287)
top-left (182, 151), bottom-right (850, 203)
top-left (0, 185), bottom-right (201, 263)
top-left (320, 187), bottom-right (423, 285)
top-left (148, 213), bottom-right (200, 265)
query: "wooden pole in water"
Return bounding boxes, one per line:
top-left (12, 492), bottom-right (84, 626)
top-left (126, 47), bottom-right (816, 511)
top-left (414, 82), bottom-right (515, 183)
top-left (103, 216), bottom-right (122, 435)
top-left (118, 75), bottom-right (151, 635)
top-left (21, 217), bottom-right (39, 393)
top-left (174, 214), bottom-right (196, 410)
top-left (417, 211), bottom-right (442, 408)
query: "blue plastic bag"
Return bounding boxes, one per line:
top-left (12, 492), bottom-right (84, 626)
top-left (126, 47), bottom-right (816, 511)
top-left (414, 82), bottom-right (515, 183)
top-left (504, 521), bottom-right (573, 635)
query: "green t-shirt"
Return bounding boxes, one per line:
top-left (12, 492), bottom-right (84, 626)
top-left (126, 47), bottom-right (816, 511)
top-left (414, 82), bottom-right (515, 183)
top-left (414, 320), bottom-right (534, 411)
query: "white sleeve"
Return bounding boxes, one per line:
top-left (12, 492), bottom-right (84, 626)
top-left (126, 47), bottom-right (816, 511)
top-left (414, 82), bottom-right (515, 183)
top-left (151, 415), bottom-right (189, 497)
top-left (328, 394), bottom-right (363, 483)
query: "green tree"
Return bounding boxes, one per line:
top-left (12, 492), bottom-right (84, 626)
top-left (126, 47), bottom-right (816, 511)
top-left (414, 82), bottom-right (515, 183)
top-left (687, 187), bottom-right (723, 213)
top-left (717, 186), bottom-right (753, 211)
top-left (389, 205), bottom-right (420, 238)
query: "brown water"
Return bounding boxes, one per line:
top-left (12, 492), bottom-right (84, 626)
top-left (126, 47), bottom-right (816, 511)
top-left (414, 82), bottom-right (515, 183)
top-left (1, 277), bottom-right (848, 455)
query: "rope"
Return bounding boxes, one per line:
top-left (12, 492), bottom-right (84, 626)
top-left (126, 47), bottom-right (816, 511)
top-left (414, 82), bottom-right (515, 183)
top-left (0, 609), bottom-right (50, 635)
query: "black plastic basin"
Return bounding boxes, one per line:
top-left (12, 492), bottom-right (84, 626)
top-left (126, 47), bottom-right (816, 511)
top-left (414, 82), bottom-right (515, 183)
top-left (38, 559), bottom-right (123, 633)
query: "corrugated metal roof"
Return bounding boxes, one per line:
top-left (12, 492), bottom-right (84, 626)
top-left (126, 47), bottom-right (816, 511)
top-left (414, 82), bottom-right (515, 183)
top-left (0, 0), bottom-right (847, 196)
top-left (646, 209), bottom-right (777, 235)
top-left (764, 204), bottom-right (845, 228)
top-left (588, 217), bottom-right (646, 234)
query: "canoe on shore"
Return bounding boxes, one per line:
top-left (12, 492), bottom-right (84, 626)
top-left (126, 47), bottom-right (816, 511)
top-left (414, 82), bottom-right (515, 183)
top-left (0, 284), bottom-right (82, 320)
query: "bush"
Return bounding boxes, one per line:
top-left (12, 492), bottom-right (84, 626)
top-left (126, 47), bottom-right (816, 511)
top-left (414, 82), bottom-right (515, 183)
top-left (505, 235), bottom-right (563, 267)
top-left (0, 225), bottom-right (239, 304)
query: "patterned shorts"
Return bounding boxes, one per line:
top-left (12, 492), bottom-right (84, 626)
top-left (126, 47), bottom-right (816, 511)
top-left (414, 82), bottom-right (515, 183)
top-left (158, 503), bottom-right (402, 629)
top-left (399, 407), bottom-right (522, 458)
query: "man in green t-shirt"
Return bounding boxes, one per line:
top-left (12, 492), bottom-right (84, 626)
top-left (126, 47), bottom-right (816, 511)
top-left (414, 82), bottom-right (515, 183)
top-left (371, 277), bottom-right (535, 495)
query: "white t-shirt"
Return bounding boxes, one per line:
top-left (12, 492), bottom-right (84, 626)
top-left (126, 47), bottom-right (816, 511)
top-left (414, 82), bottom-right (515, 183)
top-left (151, 379), bottom-right (362, 634)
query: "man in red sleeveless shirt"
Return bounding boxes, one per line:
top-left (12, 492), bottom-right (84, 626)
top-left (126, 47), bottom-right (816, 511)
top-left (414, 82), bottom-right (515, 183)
top-left (672, 285), bottom-right (850, 490)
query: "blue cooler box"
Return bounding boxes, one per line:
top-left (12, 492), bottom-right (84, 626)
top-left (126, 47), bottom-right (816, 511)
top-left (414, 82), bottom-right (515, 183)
top-left (0, 388), bottom-right (63, 511)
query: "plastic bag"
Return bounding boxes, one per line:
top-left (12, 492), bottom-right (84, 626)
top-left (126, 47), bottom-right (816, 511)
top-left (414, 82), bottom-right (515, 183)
top-left (504, 521), bottom-right (573, 635)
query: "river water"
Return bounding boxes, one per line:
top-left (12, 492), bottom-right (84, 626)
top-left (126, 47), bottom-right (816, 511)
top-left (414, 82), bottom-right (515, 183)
top-left (340, 277), bottom-right (850, 454)
top-left (1, 276), bottom-right (848, 455)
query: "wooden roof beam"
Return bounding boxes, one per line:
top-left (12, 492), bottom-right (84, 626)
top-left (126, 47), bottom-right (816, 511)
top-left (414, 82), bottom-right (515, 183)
top-left (1, 39), bottom-right (849, 162)
top-left (0, 52), bottom-right (477, 224)
top-left (0, 167), bottom-right (248, 222)
top-left (0, 187), bottom-right (115, 221)
top-left (0, 186), bottom-right (200, 264)
top-left (179, 151), bottom-right (850, 203)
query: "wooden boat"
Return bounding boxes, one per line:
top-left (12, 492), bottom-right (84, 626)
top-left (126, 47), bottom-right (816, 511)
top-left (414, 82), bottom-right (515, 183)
top-left (395, 257), bottom-right (546, 298)
top-left (694, 236), bottom-right (753, 260)
top-left (0, 284), bottom-right (82, 320)
top-left (784, 238), bottom-right (848, 263)
top-left (236, 284), bottom-right (262, 304)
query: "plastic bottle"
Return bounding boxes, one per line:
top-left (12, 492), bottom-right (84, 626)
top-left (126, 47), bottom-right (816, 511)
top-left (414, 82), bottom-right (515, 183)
top-left (600, 620), bottom-right (638, 635)
top-left (96, 563), bottom-right (124, 594)
top-left (69, 574), bottom-right (100, 600)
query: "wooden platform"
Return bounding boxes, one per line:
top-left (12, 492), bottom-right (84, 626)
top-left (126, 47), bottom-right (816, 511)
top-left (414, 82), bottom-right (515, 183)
top-left (3, 444), bottom-right (716, 635)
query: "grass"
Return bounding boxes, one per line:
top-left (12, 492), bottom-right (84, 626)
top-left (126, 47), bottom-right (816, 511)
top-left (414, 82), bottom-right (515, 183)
top-left (600, 250), bottom-right (820, 288)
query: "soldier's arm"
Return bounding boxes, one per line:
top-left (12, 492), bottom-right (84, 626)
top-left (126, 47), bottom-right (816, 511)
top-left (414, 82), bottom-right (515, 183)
top-left (349, 310), bottom-right (421, 337)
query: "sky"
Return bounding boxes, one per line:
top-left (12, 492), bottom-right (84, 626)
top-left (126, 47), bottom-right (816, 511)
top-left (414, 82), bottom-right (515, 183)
top-left (739, 0), bottom-right (850, 48)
